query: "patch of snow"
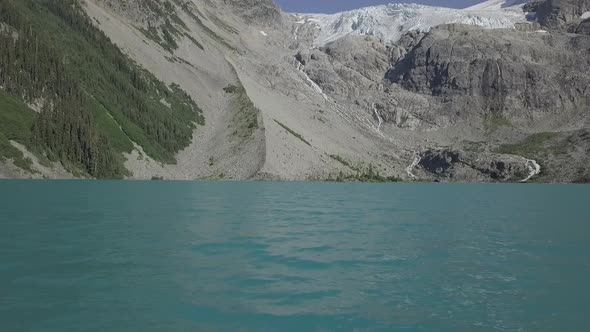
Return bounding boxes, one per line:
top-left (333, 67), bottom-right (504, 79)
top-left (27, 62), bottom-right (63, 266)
top-left (259, 30), bottom-right (267, 36)
top-left (466, 0), bottom-right (528, 11)
top-left (581, 11), bottom-right (590, 20)
top-left (292, 2), bottom-right (528, 46)
top-left (536, 29), bottom-right (547, 33)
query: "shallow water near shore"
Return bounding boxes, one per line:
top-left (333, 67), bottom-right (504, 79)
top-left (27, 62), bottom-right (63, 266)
top-left (1, 181), bottom-right (589, 331)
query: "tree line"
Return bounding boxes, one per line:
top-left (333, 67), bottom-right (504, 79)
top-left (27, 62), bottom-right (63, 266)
top-left (0, 0), bottom-right (204, 177)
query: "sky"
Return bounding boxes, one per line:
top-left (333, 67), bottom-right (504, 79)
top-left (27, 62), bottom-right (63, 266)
top-left (274, 0), bottom-right (486, 13)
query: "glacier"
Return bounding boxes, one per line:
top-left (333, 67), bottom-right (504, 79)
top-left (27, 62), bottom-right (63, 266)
top-left (292, 0), bottom-right (530, 46)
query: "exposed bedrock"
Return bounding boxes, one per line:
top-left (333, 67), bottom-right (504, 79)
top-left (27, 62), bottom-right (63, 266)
top-left (386, 24), bottom-right (590, 122)
top-left (411, 149), bottom-right (532, 182)
top-left (224, 0), bottom-right (283, 26)
top-left (526, 0), bottom-right (590, 29)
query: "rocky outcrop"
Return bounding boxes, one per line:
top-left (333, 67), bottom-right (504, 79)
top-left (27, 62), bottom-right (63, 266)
top-left (571, 17), bottom-right (590, 33)
top-left (292, 35), bottom-right (446, 130)
top-left (92, 0), bottom-right (174, 26)
top-left (294, 20), bottom-right (590, 130)
top-left (386, 24), bottom-right (590, 121)
top-left (527, 0), bottom-right (590, 29)
top-left (224, 0), bottom-right (282, 26)
top-left (295, 36), bottom-right (389, 97)
top-left (411, 149), bottom-right (532, 182)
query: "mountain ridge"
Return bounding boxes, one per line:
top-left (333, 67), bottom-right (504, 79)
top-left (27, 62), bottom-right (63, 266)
top-left (0, 0), bottom-right (589, 182)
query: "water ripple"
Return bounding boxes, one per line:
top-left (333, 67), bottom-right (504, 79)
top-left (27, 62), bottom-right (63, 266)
top-left (0, 181), bottom-right (589, 331)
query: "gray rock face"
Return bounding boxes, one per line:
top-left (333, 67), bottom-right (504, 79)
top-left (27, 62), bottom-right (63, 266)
top-left (296, 36), bottom-right (389, 98)
top-left (224, 0), bottom-right (282, 26)
top-left (386, 24), bottom-right (590, 120)
top-left (92, 0), bottom-right (164, 25)
top-left (293, 35), bottom-right (444, 130)
top-left (572, 18), bottom-right (590, 33)
top-left (295, 22), bottom-right (590, 130)
top-left (413, 149), bottom-right (531, 182)
top-left (528, 0), bottom-right (590, 29)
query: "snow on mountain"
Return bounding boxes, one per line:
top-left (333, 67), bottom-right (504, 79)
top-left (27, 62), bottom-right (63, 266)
top-left (467, 0), bottom-right (529, 10)
top-left (293, 1), bottom-right (529, 46)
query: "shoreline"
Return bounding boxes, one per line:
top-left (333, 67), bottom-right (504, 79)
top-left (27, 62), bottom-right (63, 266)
top-left (0, 177), bottom-right (586, 184)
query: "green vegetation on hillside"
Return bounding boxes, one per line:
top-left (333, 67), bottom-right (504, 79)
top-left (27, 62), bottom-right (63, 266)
top-left (207, 12), bottom-right (239, 35)
top-left (224, 84), bottom-right (259, 138)
top-left (329, 154), bottom-right (359, 171)
top-left (0, 134), bottom-right (33, 173)
top-left (175, 0), bottom-right (237, 51)
top-left (274, 120), bottom-right (311, 147)
top-left (134, 0), bottom-right (198, 52)
top-left (496, 132), bottom-right (558, 157)
top-left (324, 155), bottom-right (399, 182)
top-left (0, 90), bottom-right (36, 144)
top-left (0, 0), bottom-right (204, 177)
top-left (327, 164), bottom-right (401, 183)
top-left (483, 114), bottom-right (512, 135)
top-left (0, 90), bottom-right (36, 172)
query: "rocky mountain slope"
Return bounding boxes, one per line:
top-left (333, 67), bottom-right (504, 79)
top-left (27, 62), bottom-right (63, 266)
top-left (0, 0), bottom-right (588, 182)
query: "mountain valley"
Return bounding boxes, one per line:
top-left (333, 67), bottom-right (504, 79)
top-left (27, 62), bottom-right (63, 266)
top-left (0, 0), bottom-right (589, 182)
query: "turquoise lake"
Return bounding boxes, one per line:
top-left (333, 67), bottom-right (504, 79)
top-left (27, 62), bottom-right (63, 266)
top-left (0, 181), bottom-right (589, 331)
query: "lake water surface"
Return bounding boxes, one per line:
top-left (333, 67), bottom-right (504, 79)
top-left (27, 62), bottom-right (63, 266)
top-left (1, 181), bottom-right (589, 331)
